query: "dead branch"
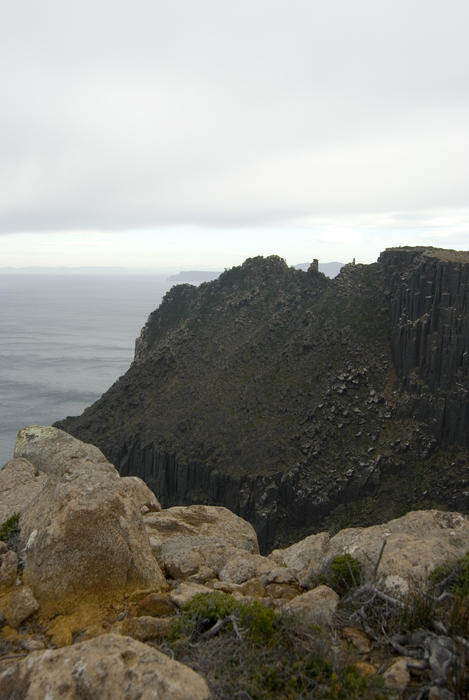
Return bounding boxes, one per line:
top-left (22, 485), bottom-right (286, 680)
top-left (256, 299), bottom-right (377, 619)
top-left (372, 539), bottom-right (387, 579)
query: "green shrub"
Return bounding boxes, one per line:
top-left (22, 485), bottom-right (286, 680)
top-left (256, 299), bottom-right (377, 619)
top-left (398, 582), bottom-right (436, 631)
top-left (0, 513), bottom-right (20, 544)
top-left (328, 554), bottom-right (361, 595)
top-left (169, 592), bottom-right (276, 645)
top-left (183, 591), bottom-right (236, 623)
top-left (454, 553), bottom-right (469, 597)
top-left (165, 594), bottom-right (385, 698)
top-left (429, 552), bottom-right (469, 597)
top-left (237, 600), bottom-right (276, 643)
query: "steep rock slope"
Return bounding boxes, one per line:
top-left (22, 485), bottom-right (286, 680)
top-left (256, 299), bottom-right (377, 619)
top-left (57, 248), bottom-right (469, 550)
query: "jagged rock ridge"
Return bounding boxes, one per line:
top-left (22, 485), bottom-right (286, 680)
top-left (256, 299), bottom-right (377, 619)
top-left (56, 248), bottom-right (469, 550)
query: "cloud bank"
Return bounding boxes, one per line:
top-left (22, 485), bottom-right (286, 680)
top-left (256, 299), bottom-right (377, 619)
top-left (1, 0), bottom-right (468, 238)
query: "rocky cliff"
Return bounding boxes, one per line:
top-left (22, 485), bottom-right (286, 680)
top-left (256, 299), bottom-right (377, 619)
top-left (380, 247), bottom-right (469, 446)
top-left (56, 248), bottom-right (469, 551)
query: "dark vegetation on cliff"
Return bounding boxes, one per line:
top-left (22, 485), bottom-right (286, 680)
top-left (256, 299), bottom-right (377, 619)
top-left (56, 247), bottom-right (469, 551)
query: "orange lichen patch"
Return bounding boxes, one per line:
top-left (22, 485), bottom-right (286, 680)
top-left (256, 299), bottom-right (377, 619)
top-left (127, 585), bottom-right (170, 603)
top-left (342, 626), bottom-right (372, 653)
top-left (354, 661), bottom-right (377, 677)
top-left (0, 626), bottom-right (25, 644)
top-left (36, 580), bottom-right (167, 618)
top-left (33, 582), bottom-right (170, 647)
top-left (44, 603), bottom-right (110, 647)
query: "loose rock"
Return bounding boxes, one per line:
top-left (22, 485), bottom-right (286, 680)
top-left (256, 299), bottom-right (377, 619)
top-left (284, 585), bottom-right (339, 627)
top-left (0, 586), bottom-right (39, 628)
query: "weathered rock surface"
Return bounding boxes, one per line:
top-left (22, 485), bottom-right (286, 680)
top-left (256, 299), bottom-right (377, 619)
top-left (136, 592), bottom-right (176, 617)
top-left (121, 475), bottom-right (162, 513)
top-left (144, 504), bottom-right (259, 553)
top-left (284, 585), bottom-right (339, 627)
top-left (15, 425), bottom-right (111, 475)
top-left (0, 550), bottom-right (18, 591)
top-left (0, 457), bottom-right (47, 523)
top-left (169, 582), bottom-right (213, 607)
top-left (269, 531), bottom-right (330, 573)
top-left (0, 585), bottom-right (39, 627)
top-left (0, 633), bottom-right (210, 699)
top-left (17, 427), bottom-right (164, 605)
top-left (271, 510), bottom-right (469, 591)
top-left (120, 615), bottom-right (172, 641)
top-left (154, 534), bottom-right (271, 583)
top-left (56, 248), bottom-right (469, 550)
top-left (383, 656), bottom-right (412, 691)
top-left (218, 551), bottom-right (272, 584)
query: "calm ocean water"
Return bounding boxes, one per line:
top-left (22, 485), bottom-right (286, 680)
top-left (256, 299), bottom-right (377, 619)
top-left (0, 274), bottom-right (173, 467)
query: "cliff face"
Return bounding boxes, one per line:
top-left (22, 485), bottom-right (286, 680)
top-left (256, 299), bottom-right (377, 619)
top-left (380, 247), bottom-right (469, 446)
top-left (56, 249), bottom-right (469, 551)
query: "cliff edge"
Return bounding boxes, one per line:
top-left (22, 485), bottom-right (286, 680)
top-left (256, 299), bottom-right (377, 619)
top-left (56, 248), bottom-right (469, 550)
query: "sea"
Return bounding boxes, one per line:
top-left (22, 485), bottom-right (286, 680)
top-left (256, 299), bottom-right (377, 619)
top-left (0, 274), bottom-right (174, 467)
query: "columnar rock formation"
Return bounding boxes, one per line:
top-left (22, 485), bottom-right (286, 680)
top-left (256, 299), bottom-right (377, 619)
top-left (380, 247), bottom-right (469, 446)
top-left (56, 248), bottom-right (469, 550)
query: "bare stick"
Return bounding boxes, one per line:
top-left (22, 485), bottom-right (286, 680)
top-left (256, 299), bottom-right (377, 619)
top-left (372, 540), bottom-right (387, 579)
top-left (230, 615), bottom-right (243, 640)
top-left (202, 617), bottom-right (229, 639)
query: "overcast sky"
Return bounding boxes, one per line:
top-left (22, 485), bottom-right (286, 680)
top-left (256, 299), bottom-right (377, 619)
top-left (1, 0), bottom-right (468, 269)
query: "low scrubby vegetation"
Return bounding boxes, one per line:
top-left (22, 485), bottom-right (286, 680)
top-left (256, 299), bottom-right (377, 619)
top-left (0, 512), bottom-right (20, 550)
top-left (325, 554), bottom-right (362, 596)
top-left (334, 553), bottom-right (469, 698)
top-left (158, 551), bottom-right (469, 699)
top-left (163, 592), bottom-right (385, 699)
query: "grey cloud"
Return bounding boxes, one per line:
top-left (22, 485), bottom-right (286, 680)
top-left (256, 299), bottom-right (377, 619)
top-left (1, 0), bottom-right (468, 233)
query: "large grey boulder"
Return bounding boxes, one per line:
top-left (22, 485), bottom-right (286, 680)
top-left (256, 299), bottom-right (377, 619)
top-left (0, 458), bottom-right (47, 523)
top-left (270, 510), bottom-right (469, 592)
top-left (0, 633), bottom-right (210, 699)
top-left (17, 427), bottom-right (164, 605)
top-left (144, 504), bottom-right (259, 553)
top-left (14, 425), bottom-right (111, 475)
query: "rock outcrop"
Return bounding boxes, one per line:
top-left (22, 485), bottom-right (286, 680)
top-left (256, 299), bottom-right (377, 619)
top-left (0, 429), bottom-right (468, 698)
top-left (380, 247), bottom-right (469, 447)
top-left (270, 509), bottom-right (469, 592)
top-left (144, 504), bottom-right (259, 553)
top-left (0, 634), bottom-right (210, 699)
top-left (55, 248), bottom-right (469, 550)
top-left (15, 427), bottom-right (165, 606)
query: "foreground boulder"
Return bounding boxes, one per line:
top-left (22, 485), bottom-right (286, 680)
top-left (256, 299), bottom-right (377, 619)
top-left (16, 427), bottom-right (164, 606)
top-left (0, 458), bottom-right (47, 523)
top-left (0, 633), bottom-right (210, 699)
top-left (14, 425), bottom-right (110, 474)
top-left (270, 510), bottom-right (469, 591)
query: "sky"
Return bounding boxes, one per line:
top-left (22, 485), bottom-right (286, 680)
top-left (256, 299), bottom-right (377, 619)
top-left (1, 0), bottom-right (468, 270)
